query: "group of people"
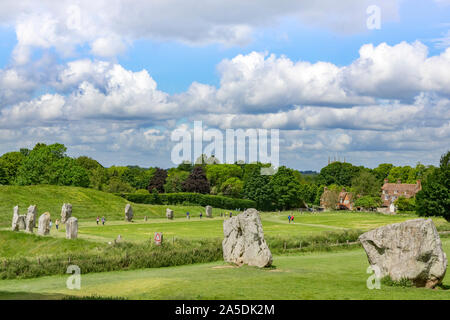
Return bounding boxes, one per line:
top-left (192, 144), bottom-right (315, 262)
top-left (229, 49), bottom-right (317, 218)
top-left (288, 214), bottom-right (295, 224)
top-left (47, 218), bottom-right (60, 231)
top-left (96, 216), bottom-right (106, 225)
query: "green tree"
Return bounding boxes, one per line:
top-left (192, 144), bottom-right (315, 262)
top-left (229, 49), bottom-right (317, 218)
top-left (351, 171), bottom-right (380, 197)
top-left (164, 169), bottom-right (190, 193)
top-left (0, 151), bottom-right (25, 184)
top-left (0, 164), bottom-right (8, 185)
top-left (48, 157), bottom-right (90, 187)
top-left (106, 176), bottom-right (134, 193)
top-left (16, 143), bottom-right (67, 185)
top-left (220, 177), bottom-right (244, 198)
top-left (373, 163), bottom-right (393, 183)
top-left (298, 183), bottom-right (319, 205)
top-left (387, 166), bottom-right (415, 183)
top-left (270, 166), bottom-right (304, 210)
top-left (394, 196), bottom-right (416, 212)
top-left (317, 162), bottom-right (361, 187)
top-left (206, 164), bottom-right (242, 188)
top-left (416, 151), bottom-right (450, 221)
top-left (355, 196), bottom-right (382, 210)
top-left (243, 170), bottom-right (275, 211)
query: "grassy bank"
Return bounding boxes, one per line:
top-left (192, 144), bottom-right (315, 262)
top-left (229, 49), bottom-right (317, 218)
top-left (0, 185), bottom-right (227, 226)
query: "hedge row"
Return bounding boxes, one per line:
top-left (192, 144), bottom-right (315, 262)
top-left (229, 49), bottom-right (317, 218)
top-left (117, 192), bottom-right (256, 210)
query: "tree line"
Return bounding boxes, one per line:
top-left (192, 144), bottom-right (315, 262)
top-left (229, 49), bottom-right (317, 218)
top-left (0, 143), bottom-right (447, 219)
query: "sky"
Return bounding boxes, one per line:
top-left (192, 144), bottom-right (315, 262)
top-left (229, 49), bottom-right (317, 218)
top-left (0, 0), bottom-right (449, 171)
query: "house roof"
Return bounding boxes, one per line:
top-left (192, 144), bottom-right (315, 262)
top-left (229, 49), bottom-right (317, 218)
top-left (381, 183), bottom-right (419, 193)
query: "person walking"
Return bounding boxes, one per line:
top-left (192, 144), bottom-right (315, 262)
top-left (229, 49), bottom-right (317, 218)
top-left (101, 216), bottom-right (105, 226)
top-left (186, 211), bottom-right (190, 219)
top-left (55, 219), bottom-right (59, 230)
top-left (96, 216), bottom-right (100, 225)
top-left (291, 215), bottom-right (294, 224)
top-left (288, 215), bottom-right (291, 223)
top-left (200, 212), bottom-right (203, 219)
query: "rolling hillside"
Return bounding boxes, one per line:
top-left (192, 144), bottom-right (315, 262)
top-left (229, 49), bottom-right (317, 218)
top-left (0, 185), bottom-right (217, 226)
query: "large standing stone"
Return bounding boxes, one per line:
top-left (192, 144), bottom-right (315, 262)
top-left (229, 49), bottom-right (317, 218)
top-left (166, 208), bottom-right (174, 220)
top-left (66, 217), bottom-right (78, 239)
top-left (359, 218), bottom-right (447, 288)
top-left (61, 203), bottom-right (72, 224)
top-left (11, 206), bottom-right (20, 231)
top-left (37, 212), bottom-right (51, 236)
top-left (125, 204), bottom-right (133, 222)
top-left (205, 205), bottom-right (213, 218)
top-left (222, 208), bottom-right (272, 268)
top-left (25, 205), bottom-right (37, 232)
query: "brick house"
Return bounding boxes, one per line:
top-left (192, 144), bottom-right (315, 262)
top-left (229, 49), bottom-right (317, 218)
top-left (320, 187), bottom-right (354, 210)
top-left (381, 179), bottom-right (421, 212)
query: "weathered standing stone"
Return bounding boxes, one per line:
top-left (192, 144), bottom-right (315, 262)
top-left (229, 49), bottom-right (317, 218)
top-left (66, 217), bottom-right (78, 239)
top-left (359, 218), bottom-right (447, 288)
top-left (25, 205), bottom-right (37, 232)
top-left (222, 208), bottom-right (272, 268)
top-left (166, 208), bottom-right (174, 220)
top-left (11, 206), bottom-right (20, 231)
top-left (125, 204), bottom-right (133, 222)
top-left (37, 212), bottom-right (51, 236)
top-left (206, 205), bottom-right (213, 218)
top-left (18, 215), bottom-right (26, 230)
top-left (61, 203), bottom-right (72, 223)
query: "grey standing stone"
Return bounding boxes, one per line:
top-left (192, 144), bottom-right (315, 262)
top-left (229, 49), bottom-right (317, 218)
top-left (206, 205), bottom-right (213, 218)
top-left (222, 208), bottom-right (272, 268)
top-left (25, 205), bottom-right (37, 232)
top-left (37, 212), bottom-right (51, 236)
top-left (18, 215), bottom-right (26, 230)
top-left (359, 218), bottom-right (447, 288)
top-left (66, 217), bottom-right (78, 239)
top-left (11, 206), bottom-right (20, 231)
top-left (125, 204), bottom-right (133, 222)
top-left (61, 203), bottom-right (72, 224)
top-left (166, 208), bottom-right (174, 220)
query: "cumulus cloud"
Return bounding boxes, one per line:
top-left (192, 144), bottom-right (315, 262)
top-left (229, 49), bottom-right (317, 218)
top-left (0, 0), bottom-right (401, 63)
top-left (1, 41), bottom-right (450, 169)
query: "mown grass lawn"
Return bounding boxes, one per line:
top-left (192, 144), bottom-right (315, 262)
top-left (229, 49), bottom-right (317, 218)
top-left (0, 238), bottom-right (448, 300)
top-left (40, 211), bottom-right (449, 243)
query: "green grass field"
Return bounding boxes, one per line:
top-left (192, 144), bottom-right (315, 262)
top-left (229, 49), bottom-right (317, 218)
top-left (1, 185), bottom-right (449, 300)
top-left (0, 185), bottom-right (227, 227)
top-left (0, 239), bottom-right (449, 300)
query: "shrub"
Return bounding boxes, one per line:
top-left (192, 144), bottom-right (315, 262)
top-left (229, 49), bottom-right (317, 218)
top-left (118, 192), bottom-right (256, 210)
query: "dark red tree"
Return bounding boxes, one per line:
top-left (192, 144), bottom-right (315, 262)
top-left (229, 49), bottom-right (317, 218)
top-left (147, 167), bottom-right (167, 193)
top-left (182, 165), bottom-right (210, 194)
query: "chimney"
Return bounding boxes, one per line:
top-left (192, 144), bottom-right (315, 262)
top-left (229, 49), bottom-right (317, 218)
top-left (416, 180), bottom-right (421, 190)
top-left (384, 179), bottom-right (388, 184)
top-left (397, 179), bottom-right (401, 184)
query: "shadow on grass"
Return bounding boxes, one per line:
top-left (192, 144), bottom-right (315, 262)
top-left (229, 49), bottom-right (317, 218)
top-left (0, 291), bottom-right (66, 300)
top-left (436, 283), bottom-right (450, 290)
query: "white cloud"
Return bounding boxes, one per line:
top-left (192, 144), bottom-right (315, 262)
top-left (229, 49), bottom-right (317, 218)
top-left (0, 0), bottom-right (401, 62)
top-left (1, 40), bottom-right (450, 170)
